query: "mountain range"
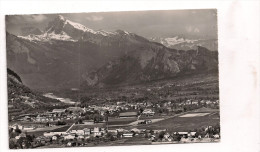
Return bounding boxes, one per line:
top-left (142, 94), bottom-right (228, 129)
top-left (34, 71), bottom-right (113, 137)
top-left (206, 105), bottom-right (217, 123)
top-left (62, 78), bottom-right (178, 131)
top-left (6, 15), bottom-right (218, 90)
top-left (150, 36), bottom-right (218, 51)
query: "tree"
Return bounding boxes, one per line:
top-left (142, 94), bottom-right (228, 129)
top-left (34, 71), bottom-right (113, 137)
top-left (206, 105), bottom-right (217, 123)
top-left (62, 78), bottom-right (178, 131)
top-left (158, 131), bottom-right (165, 140)
top-left (158, 109), bottom-right (163, 114)
top-left (9, 128), bottom-right (13, 134)
top-left (106, 132), bottom-right (115, 141)
top-left (145, 132), bottom-right (149, 138)
top-left (139, 107), bottom-right (144, 113)
top-left (15, 128), bottom-right (22, 134)
top-left (26, 135), bottom-right (33, 142)
top-left (56, 121), bottom-right (66, 125)
top-left (46, 122), bottom-right (50, 127)
top-left (9, 139), bottom-right (17, 149)
top-left (9, 132), bottom-right (17, 139)
top-left (172, 133), bottom-right (182, 141)
top-left (76, 119), bottom-right (83, 124)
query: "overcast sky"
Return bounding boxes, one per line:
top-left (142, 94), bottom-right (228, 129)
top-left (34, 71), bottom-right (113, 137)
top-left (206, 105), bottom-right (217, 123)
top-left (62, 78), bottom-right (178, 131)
top-left (6, 9), bottom-right (217, 39)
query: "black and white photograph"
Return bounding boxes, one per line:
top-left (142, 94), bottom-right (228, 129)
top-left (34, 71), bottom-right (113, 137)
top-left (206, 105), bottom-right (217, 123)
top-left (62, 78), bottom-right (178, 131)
top-left (5, 9), bottom-right (220, 149)
top-left (1, 1), bottom-right (260, 152)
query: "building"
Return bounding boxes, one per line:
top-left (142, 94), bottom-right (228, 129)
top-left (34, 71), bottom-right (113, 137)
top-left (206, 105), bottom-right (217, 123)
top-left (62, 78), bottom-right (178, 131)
top-left (83, 128), bottom-right (91, 136)
top-left (123, 132), bottom-right (134, 138)
top-left (70, 130), bottom-right (84, 136)
top-left (52, 109), bottom-right (66, 113)
top-left (142, 109), bottom-right (155, 116)
top-left (23, 125), bottom-right (35, 131)
top-left (131, 128), bottom-right (141, 133)
top-left (52, 136), bottom-right (58, 141)
top-left (64, 134), bottom-right (75, 140)
top-left (10, 124), bottom-right (23, 130)
top-left (93, 127), bottom-right (102, 137)
top-left (43, 131), bottom-right (67, 137)
top-left (119, 112), bottom-right (138, 118)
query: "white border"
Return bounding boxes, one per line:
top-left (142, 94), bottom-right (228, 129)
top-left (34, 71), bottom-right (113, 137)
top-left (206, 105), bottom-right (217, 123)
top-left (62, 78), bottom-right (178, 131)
top-left (0, 0), bottom-right (259, 152)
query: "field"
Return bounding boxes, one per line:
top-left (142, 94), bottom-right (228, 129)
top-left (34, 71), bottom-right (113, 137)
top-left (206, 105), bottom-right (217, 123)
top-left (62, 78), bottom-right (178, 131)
top-left (107, 117), bottom-right (137, 126)
top-left (179, 113), bottom-right (210, 117)
top-left (26, 125), bottom-right (71, 137)
top-left (136, 110), bottom-right (219, 132)
top-left (69, 123), bottom-right (105, 130)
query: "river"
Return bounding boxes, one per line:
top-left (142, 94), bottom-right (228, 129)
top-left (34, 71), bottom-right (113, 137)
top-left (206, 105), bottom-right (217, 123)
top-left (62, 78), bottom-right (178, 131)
top-left (43, 93), bottom-right (76, 104)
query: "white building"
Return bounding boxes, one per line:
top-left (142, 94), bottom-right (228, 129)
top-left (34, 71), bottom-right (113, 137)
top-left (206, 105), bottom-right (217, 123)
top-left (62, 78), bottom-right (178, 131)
top-left (64, 134), bottom-right (75, 140)
top-left (93, 127), bottom-right (102, 137)
top-left (123, 133), bottom-right (134, 138)
top-left (70, 130), bottom-right (84, 136)
top-left (142, 109), bottom-right (155, 116)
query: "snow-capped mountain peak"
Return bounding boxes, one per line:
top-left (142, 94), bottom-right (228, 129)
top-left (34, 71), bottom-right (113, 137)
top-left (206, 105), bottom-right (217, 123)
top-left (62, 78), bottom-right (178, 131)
top-left (18, 31), bottom-right (75, 42)
top-left (65, 20), bottom-right (96, 34)
top-left (57, 15), bottom-right (65, 21)
top-left (17, 15), bottom-right (135, 43)
top-left (96, 30), bottom-right (116, 36)
top-left (150, 36), bottom-right (217, 51)
top-left (19, 15), bottom-right (98, 42)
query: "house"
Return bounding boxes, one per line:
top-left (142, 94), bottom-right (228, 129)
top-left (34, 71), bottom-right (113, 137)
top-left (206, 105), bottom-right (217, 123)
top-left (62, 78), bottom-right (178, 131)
top-left (44, 132), bottom-right (56, 137)
top-left (108, 129), bottom-right (118, 137)
top-left (142, 109), bottom-right (155, 116)
top-left (10, 124), bottom-right (23, 130)
top-left (154, 129), bottom-right (166, 133)
top-left (77, 135), bottom-right (84, 139)
top-left (108, 129), bottom-right (118, 133)
top-left (15, 133), bottom-right (26, 140)
top-left (192, 101), bottom-right (199, 105)
top-left (119, 112), bottom-right (138, 118)
top-left (83, 128), bottom-right (91, 135)
top-left (205, 100), bottom-right (212, 104)
top-left (180, 137), bottom-right (190, 142)
top-left (67, 142), bottom-right (72, 147)
top-left (52, 109), bottom-right (66, 113)
top-left (36, 116), bottom-right (47, 122)
top-left (70, 130), bottom-right (84, 136)
top-left (116, 128), bottom-right (128, 133)
top-left (64, 134), bottom-right (75, 140)
top-left (213, 134), bottom-right (220, 139)
top-left (123, 132), bottom-right (134, 138)
top-left (52, 136), bottom-right (58, 141)
top-left (163, 132), bottom-right (171, 139)
top-left (188, 132), bottom-right (197, 137)
top-left (131, 128), bottom-right (141, 133)
top-left (173, 132), bottom-right (189, 138)
top-left (93, 127), bottom-right (102, 137)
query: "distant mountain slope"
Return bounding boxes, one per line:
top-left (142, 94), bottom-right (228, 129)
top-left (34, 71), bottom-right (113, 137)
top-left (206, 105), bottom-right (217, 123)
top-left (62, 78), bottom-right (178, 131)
top-left (7, 68), bottom-right (60, 119)
top-left (82, 46), bottom-right (218, 88)
top-left (6, 15), bottom-right (218, 90)
top-left (150, 36), bottom-right (217, 51)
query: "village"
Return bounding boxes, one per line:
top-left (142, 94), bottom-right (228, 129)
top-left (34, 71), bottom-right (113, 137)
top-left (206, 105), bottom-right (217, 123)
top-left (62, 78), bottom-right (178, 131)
top-left (8, 96), bottom-right (220, 148)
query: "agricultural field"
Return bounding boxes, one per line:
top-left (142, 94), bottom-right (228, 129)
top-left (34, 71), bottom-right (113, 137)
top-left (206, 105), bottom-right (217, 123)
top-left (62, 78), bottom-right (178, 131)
top-left (107, 117), bottom-right (137, 126)
top-left (26, 125), bottom-right (71, 137)
top-left (136, 109), bottom-right (219, 132)
top-left (70, 123), bottom-right (105, 130)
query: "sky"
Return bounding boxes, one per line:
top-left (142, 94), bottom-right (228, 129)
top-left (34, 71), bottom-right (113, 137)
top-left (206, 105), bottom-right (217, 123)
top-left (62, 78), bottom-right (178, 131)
top-left (6, 9), bottom-right (217, 39)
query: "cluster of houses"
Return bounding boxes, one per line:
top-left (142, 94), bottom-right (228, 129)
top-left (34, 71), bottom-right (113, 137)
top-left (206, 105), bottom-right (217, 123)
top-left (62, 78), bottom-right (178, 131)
top-left (12, 124), bottom-right (219, 147)
top-left (43, 126), bottom-right (107, 140)
top-left (9, 122), bottom-right (220, 148)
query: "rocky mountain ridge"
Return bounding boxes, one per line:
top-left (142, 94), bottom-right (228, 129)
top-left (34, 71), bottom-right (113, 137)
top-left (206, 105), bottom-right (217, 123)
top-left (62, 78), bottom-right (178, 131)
top-left (6, 15), bottom-right (218, 90)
